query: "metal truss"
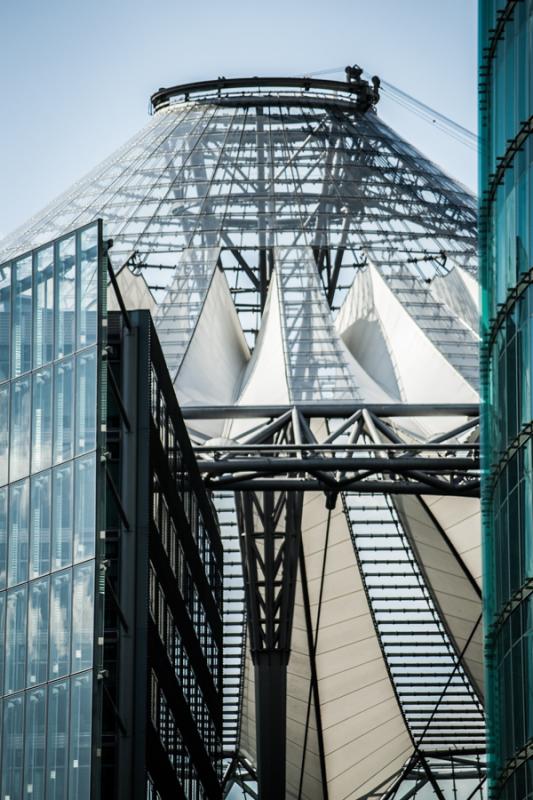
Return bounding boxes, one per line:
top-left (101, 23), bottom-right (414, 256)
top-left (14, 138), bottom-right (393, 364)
top-left (184, 403), bottom-right (480, 497)
top-left (235, 490), bottom-right (303, 799)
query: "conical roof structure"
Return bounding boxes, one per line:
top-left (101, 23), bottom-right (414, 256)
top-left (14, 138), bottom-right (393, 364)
top-left (0, 75), bottom-right (482, 799)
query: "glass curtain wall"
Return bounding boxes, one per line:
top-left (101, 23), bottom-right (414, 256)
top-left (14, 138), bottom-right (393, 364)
top-left (0, 221), bottom-right (105, 800)
top-left (480, 2), bottom-right (533, 798)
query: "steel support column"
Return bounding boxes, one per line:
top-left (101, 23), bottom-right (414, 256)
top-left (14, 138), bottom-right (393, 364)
top-left (236, 490), bottom-right (303, 799)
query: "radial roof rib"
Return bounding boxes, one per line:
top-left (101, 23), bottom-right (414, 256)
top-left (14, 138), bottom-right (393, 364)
top-left (154, 246), bottom-right (250, 437)
top-left (336, 262), bottom-right (478, 424)
top-left (392, 495), bottom-right (484, 698)
top-left (429, 262), bottom-right (480, 336)
top-left (299, 492), bottom-right (413, 799)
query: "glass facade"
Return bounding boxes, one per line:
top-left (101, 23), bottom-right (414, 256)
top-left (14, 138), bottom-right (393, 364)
top-left (0, 222), bottom-right (105, 800)
top-left (480, 2), bottom-right (533, 797)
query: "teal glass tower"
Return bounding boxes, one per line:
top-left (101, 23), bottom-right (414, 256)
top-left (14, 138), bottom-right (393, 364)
top-left (480, 1), bottom-right (533, 797)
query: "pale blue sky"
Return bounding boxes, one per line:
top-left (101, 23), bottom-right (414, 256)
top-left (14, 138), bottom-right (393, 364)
top-left (0, 0), bottom-right (478, 238)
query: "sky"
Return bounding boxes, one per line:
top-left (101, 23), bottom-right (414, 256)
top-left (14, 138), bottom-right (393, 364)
top-left (0, 0), bottom-right (478, 239)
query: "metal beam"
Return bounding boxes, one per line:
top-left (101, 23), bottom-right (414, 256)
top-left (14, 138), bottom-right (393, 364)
top-left (181, 403), bottom-right (480, 419)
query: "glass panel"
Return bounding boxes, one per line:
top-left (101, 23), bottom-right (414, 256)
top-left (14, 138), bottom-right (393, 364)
top-left (9, 376), bottom-right (31, 482)
top-left (74, 454), bottom-right (96, 563)
top-left (0, 594), bottom-right (5, 694)
top-left (53, 358), bottom-right (74, 465)
top-left (0, 384), bottom-right (8, 486)
top-left (32, 366), bottom-right (53, 473)
top-left (1, 693), bottom-right (24, 800)
top-left (11, 255), bottom-right (32, 377)
top-left (0, 487), bottom-right (6, 590)
top-left (78, 226), bottom-right (99, 349)
top-left (75, 349), bottom-right (97, 455)
top-left (27, 577), bottom-right (49, 686)
top-left (47, 680), bottom-right (69, 800)
top-left (4, 586), bottom-right (27, 694)
top-left (72, 563), bottom-right (94, 673)
top-left (33, 246), bottom-right (54, 369)
top-left (51, 464), bottom-right (72, 570)
top-left (0, 262), bottom-right (10, 382)
top-left (55, 237), bottom-right (76, 360)
top-left (49, 570), bottom-right (71, 679)
top-left (8, 479), bottom-right (29, 587)
top-left (24, 687), bottom-right (46, 800)
top-left (69, 672), bottom-right (92, 800)
top-left (30, 471), bottom-right (51, 579)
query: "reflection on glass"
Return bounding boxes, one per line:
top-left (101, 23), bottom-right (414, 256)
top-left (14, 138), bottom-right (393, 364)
top-left (0, 487), bottom-right (6, 589)
top-left (47, 680), bottom-right (69, 800)
top-left (10, 376), bottom-right (31, 481)
top-left (1, 693), bottom-right (24, 800)
top-left (72, 563), bottom-right (94, 672)
top-left (78, 226), bottom-right (99, 348)
top-left (32, 366), bottom-right (53, 473)
top-left (8, 479), bottom-right (29, 586)
top-left (76, 348), bottom-right (97, 454)
top-left (5, 585), bottom-right (27, 694)
top-left (30, 471), bottom-right (51, 578)
top-left (24, 687), bottom-right (47, 800)
top-left (53, 358), bottom-right (74, 464)
top-left (27, 577), bottom-right (49, 686)
top-left (74, 454), bottom-right (96, 562)
top-left (0, 384), bottom-right (8, 486)
top-left (0, 262), bottom-right (11, 381)
top-left (55, 236), bottom-right (76, 359)
top-left (52, 464), bottom-right (73, 570)
top-left (0, 593), bottom-right (5, 693)
top-left (49, 570), bottom-right (71, 678)
top-left (12, 255), bottom-right (32, 377)
top-left (69, 672), bottom-right (92, 800)
top-left (34, 245), bottom-right (54, 368)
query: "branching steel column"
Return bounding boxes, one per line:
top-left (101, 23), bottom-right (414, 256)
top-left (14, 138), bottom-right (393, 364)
top-left (236, 490), bottom-right (303, 800)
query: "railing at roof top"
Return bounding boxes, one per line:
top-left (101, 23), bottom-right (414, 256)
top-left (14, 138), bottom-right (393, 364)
top-left (150, 70), bottom-right (381, 114)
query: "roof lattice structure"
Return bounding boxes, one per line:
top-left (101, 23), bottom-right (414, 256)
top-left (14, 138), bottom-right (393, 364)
top-left (0, 76), bottom-right (484, 800)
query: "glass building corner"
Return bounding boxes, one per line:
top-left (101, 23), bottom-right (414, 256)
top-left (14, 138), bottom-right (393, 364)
top-left (0, 221), bottom-right (106, 800)
top-left (480, 1), bottom-right (533, 797)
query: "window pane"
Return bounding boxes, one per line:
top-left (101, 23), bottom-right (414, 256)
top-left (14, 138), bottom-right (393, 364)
top-left (11, 255), bottom-right (32, 377)
top-left (69, 672), bottom-right (92, 800)
top-left (0, 384), bottom-right (8, 486)
top-left (75, 349), bottom-right (97, 455)
top-left (0, 593), bottom-right (5, 693)
top-left (24, 687), bottom-right (46, 800)
top-left (1, 693), bottom-right (25, 800)
top-left (0, 262), bottom-right (11, 381)
top-left (30, 471), bottom-right (51, 579)
top-left (72, 563), bottom-right (94, 673)
top-left (78, 226), bottom-right (99, 349)
top-left (8, 479), bottom-right (29, 587)
top-left (74, 454), bottom-right (96, 562)
top-left (55, 237), bottom-right (76, 360)
top-left (5, 585), bottom-right (27, 694)
top-left (51, 464), bottom-right (73, 570)
top-left (0, 487), bottom-right (6, 590)
top-left (27, 577), bottom-right (49, 686)
top-left (10, 375), bottom-right (31, 481)
top-left (53, 358), bottom-right (74, 464)
top-left (32, 366), bottom-right (53, 474)
top-left (33, 246), bottom-right (54, 368)
top-left (49, 570), bottom-right (71, 679)
top-left (47, 680), bottom-right (69, 800)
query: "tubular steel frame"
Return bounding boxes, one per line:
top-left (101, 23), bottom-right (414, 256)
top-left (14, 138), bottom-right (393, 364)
top-left (191, 403), bottom-right (485, 799)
